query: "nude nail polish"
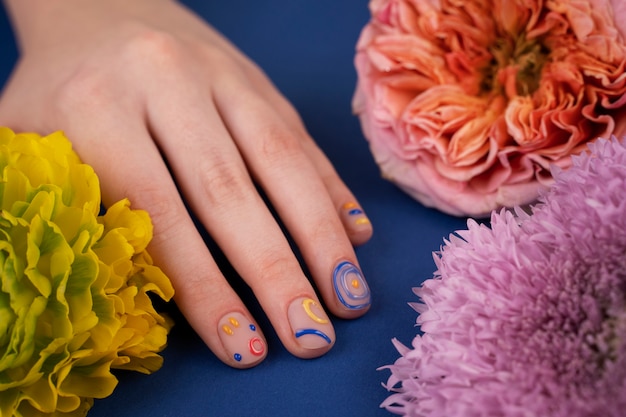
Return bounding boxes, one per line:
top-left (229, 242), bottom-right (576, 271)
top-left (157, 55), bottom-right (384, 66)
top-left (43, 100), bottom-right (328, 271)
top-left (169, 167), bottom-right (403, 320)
top-left (218, 312), bottom-right (266, 365)
top-left (333, 261), bottom-right (371, 310)
top-left (288, 297), bottom-right (335, 350)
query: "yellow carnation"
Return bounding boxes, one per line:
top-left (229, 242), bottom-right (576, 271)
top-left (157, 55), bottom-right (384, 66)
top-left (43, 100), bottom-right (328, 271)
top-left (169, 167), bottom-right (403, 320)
top-left (0, 127), bottom-right (174, 416)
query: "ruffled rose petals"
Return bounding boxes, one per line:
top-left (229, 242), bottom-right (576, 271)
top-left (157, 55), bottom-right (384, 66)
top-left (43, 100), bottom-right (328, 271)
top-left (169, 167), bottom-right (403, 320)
top-left (354, 0), bottom-right (626, 217)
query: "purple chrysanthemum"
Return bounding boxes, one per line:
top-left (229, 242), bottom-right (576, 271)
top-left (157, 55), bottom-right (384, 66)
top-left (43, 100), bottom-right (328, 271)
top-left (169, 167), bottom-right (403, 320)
top-left (382, 137), bottom-right (626, 417)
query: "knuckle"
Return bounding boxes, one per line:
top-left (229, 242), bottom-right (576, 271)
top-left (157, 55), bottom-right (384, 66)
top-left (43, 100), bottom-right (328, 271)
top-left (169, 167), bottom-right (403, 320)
top-left (54, 29), bottom-right (188, 109)
top-left (197, 156), bottom-right (253, 208)
top-left (257, 125), bottom-right (305, 167)
top-left (252, 253), bottom-right (298, 287)
top-left (310, 215), bottom-right (344, 244)
top-left (130, 184), bottom-right (187, 242)
top-left (54, 69), bottom-right (111, 115)
top-left (120, 28), bottom-right (226, 77)
top-left (122, 28), bottom-right (186, 69)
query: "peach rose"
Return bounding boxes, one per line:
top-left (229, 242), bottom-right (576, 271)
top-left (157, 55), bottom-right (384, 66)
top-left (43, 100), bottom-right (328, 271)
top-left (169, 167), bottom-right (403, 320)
top-left (354, 0), bottom-right (626, 217)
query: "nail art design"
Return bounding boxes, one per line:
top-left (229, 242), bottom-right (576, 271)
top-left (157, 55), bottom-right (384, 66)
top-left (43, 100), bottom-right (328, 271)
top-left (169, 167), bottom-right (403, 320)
top-left (288, 297), bottom-right (334, 349)
top-left (302, 298), bottom-right (329, 324)
top-left (294, 328), bottom-right (332, 344)
top-left (342, 202), bottom-right (371, 226)
top-left (333, 261), bottom-right (371, 310)
top-left (218, 313), bottom-right (265, 365)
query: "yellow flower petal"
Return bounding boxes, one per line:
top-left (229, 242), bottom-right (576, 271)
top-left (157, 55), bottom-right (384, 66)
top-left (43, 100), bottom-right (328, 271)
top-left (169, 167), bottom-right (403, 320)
top-left (0, 128), bottom-right (174, 415)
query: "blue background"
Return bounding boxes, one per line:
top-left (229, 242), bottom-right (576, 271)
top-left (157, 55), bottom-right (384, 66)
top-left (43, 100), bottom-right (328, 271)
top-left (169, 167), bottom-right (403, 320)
top-left (0, 1), bottom-right (468, 416)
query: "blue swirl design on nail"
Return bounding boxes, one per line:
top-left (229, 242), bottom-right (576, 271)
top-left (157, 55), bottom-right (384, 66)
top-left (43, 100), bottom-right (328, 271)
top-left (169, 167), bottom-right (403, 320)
top-left (295, 329), bottom-right (332, 344)
top-left (333, 261), bottom-right (371, 309)
top-left (348, 208), bottom-right (364, 215)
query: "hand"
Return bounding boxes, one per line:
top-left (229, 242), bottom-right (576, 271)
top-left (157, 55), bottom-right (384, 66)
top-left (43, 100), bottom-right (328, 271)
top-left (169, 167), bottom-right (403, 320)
top-left (0, 0), bottom-right (373, 368)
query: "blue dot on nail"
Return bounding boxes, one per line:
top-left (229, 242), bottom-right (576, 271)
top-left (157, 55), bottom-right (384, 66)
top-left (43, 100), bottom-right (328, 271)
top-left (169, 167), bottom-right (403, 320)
top-left (249, 324), bottom-right (256, 331)
top-left (348, 209), bottom-right (363, 215)
top-left (234, 353), bottom-right (242, 362)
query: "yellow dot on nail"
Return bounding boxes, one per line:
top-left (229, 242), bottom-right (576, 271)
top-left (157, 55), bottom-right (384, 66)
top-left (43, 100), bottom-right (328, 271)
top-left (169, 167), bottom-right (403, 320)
top-left (351, 279), bottom-right (360, 289)
top-left (229, 317), bottom-right (240, 327)
top-left (222, 325), bottom-right (234, 336)
top-left (343, 202), bottom-right (358, 210)
top-left (355, 218), bottom-right (371, 225)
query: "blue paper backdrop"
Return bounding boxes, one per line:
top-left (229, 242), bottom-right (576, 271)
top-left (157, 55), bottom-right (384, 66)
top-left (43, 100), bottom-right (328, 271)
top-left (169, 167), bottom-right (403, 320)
top-left (0, 2), bottom-right (468, 416)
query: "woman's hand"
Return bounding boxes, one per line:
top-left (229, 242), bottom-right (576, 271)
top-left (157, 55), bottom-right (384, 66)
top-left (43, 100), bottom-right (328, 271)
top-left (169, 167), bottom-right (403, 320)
top-left (0, 0), bottom-right (373, 368)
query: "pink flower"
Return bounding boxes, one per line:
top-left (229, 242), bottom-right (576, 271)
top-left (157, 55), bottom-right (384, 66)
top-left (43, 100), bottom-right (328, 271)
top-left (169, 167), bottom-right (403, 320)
top-left (380, 137), bottom-right (626, 416)
top-left (354, 0), bottom-right (626, 217)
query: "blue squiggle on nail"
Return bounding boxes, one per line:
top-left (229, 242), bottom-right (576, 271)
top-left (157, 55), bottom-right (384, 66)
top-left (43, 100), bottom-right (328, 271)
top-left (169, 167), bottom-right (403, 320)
top-left (295, 329), bottom-right (332, 344)
top-left (333, 261), bottom-right (371, 310)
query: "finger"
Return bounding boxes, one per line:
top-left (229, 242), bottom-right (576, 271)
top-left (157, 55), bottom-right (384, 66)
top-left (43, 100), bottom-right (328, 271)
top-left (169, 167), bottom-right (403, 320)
top-left (146, 89), bottom-right (336, 359)
top-left (54, 105), bottom-right (268, 368)
top-left (236, 68), bottom-right (374, 245)
top-left (213, 82), bottom-right (372, 319)
top-left (300, 137), bottom-right (374, 246)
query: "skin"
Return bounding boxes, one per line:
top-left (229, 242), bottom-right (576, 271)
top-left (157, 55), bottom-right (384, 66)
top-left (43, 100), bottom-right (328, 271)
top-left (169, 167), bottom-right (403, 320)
top-left (0, 0), bottom-right (373, 368)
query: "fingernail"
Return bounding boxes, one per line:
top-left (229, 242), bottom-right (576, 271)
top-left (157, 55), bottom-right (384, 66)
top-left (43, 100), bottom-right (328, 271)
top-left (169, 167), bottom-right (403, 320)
top-left (218, 312), bottom-right (266, 366)
top-left (341, 202), bottom-right (371, 227)
top-left (333, 261), bottom-right (371, 310)
top-left (288, 297), bottom-right (335, 350)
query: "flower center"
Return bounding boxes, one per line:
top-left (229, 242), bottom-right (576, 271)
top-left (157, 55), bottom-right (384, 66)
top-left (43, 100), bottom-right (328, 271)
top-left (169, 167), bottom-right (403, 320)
top-left (481, 34), bottom-right (549, 97)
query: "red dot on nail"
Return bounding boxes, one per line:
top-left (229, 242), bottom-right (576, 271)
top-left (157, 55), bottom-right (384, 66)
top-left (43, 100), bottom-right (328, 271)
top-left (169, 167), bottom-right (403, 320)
top-left (249, 337), bottom-right (265, 356)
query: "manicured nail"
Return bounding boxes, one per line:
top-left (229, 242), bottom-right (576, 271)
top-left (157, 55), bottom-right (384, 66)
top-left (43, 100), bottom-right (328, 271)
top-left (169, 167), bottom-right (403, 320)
top-left (218, 312), bottom-right (266, 366)
top-left (288, 297), bottom-right (335, 350)
top-left (333, 261), bottom-right (371, 310)
top-left (341, 202), bottom-right (371, 227)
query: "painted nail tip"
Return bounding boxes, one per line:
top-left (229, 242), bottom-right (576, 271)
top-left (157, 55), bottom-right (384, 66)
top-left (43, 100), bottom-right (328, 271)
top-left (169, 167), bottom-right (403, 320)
top-left (341, 202), bottom-right (370, 226)
top-left (295, 328), bottom-right (333, 344)
top-left (288, 297), bottom-right (335, 350)
top-left (218, 312), bottom-right (267, 366)
top-left (333, 261), bottom-right (372, 310)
